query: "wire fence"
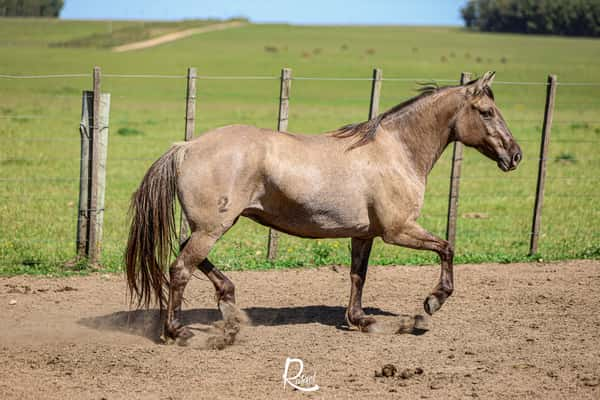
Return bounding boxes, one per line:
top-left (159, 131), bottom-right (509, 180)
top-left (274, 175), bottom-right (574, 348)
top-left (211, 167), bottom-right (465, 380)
top-left (2, 72), bottom-right (600, 86)
top-left (1, 69), bottom-right (599, 269)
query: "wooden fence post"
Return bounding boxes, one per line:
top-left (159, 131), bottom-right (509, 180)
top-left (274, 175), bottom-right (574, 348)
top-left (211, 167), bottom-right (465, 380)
top-left (93, 92), bottom-right (110, 263)
top-left (267, 67), bottom-right (292, 261)
top-left (529, 74), bottom-right (557, 256)
top-left (87, 66), bottom-right (110, 265)
top-left (369, 68), bottom-right (382, 119)
top-left (76, 91), bottom-right (93, 258)
top-left (179, 67), bottom-right (197, 246)
top-left (86, 66), bottom-right (101, 264)
top-left (445, 72), bottom-right (471, 247)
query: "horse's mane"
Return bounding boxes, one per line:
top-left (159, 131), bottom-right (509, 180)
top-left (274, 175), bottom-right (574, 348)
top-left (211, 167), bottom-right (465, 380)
top-left (331, 81), bottom-right (494, 151)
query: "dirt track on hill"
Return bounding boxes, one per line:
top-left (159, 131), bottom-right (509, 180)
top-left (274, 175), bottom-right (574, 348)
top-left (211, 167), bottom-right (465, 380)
top-left (112, 21), bottom-right (246, 52)
top-left (1, 260), bottom-right (599, 399)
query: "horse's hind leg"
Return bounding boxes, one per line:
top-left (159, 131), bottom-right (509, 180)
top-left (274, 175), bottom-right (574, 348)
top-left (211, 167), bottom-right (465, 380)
top-left (165, 234), bottom-right (245, 345)
top-left (346, 238), bottom-right (377, 332)
top-left (198, 258), bottom-right (247, 345)
top-left (164, 232), bottom-right (218, 342)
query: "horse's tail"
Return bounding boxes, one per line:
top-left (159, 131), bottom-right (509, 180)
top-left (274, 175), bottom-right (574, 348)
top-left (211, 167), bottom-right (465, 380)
top-left (125, 142), bottom-right (188, 309)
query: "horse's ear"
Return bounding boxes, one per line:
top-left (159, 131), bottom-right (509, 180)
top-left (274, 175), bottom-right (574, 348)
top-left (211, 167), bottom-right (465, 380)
top-left (482, 71), bottom-right (496, 86)
top-left (467, 71), bottom-right (496, 97)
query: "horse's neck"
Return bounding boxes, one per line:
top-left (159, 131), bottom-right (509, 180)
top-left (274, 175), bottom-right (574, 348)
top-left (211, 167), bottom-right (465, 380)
top-left (383, 90), bottom-right (461, 177)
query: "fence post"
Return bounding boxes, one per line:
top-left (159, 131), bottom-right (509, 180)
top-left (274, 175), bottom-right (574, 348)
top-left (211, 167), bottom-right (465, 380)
top-left (87, 66), bottom-right (110, 265)
top-left (529, 74), bottom-right (557, 256)
top-left (369, 68), bottom-right (382, 119)
top-left (93, 92), bottom-right (110, 262)
top-left (267, 67), bottom-right (292, 261)
top-left (179, 67), bottom-right (197, 246)
top-left (445, 72), bottom-right (471, 247)
top-left (76, 91), bottom-right (93, 259)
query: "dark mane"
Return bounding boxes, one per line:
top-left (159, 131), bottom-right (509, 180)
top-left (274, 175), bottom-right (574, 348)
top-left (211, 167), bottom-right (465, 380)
top-left (331, 82), bottom-right (492, 151)
top-left (331, 83), bottom-right (444, 150)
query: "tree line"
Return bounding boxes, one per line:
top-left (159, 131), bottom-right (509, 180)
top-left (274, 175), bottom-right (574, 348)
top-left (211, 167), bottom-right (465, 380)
top-left (461, 0), bottom-right (600, 37)
top-left (0, 0), bottom-right (64, 17)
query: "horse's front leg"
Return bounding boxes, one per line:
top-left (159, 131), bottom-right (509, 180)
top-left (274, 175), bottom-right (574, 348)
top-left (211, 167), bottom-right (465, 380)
top-left (346, 238), bottom-right (377, 332)
top-left (383, 223), bottom-right (454, 315)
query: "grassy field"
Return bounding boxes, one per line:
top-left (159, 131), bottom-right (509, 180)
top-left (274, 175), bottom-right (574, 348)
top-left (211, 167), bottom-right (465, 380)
top-left (0, 18), bottom-right (599, 275)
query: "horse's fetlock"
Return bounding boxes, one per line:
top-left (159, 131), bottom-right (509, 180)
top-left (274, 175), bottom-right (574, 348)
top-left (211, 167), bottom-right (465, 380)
top-left (346, 306), bottom-right (364, 325)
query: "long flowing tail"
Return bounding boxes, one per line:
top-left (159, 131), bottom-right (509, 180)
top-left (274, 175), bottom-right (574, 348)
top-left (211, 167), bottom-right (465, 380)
top-left (125, 143), bottom-right (187, 309)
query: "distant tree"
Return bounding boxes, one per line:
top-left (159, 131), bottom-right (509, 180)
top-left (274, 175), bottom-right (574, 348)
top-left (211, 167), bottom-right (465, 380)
top-left (461, 0), bottom-right (600, 37)
top-left (0, 0), bottom-right (64, 17)
top-left (461, 0), bottom-right (477, 28)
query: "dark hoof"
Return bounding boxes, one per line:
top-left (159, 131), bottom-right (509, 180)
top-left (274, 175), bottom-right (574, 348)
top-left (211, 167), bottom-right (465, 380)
top-left (162, 319), bottom-right (194, 345)
top-left (424, 295), bottom-right (441, 316)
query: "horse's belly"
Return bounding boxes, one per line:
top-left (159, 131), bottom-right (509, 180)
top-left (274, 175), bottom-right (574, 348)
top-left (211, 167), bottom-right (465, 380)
top-left (242, 200), bottom-right (372, 239)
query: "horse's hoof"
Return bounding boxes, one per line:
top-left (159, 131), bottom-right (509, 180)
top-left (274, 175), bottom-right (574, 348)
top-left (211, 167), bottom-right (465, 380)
top-left (162, 318), bottom-right (194, 345)
top-left (424, 295), bottom-right (441, 315)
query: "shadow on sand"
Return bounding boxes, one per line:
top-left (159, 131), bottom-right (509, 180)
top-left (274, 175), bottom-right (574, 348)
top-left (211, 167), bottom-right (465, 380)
top-left (78, 305), bottom-right (402, 343)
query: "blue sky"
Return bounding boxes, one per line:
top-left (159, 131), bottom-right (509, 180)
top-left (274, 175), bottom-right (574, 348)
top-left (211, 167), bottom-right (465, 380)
top-left (62, 0), bottom-right (467, 25)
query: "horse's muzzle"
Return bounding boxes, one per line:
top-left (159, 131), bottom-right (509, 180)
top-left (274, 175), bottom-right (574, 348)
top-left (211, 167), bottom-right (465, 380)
top-left (499, 143), bottom-right (522, 172)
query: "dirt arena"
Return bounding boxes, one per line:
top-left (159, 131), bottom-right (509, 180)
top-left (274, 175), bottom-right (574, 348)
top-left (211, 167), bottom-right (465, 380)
top-left (1, 260), bottom-right (599, 399)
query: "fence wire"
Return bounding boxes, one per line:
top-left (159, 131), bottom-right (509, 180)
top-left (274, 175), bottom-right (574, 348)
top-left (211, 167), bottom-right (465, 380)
top-left (2, 71), bottom-right (600, 86)
top-left (1, 70), bottom-right (598, 268)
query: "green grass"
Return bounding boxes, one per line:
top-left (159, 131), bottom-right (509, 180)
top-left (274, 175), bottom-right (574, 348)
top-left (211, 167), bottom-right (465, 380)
top-left (0, 20), bottom-right (599, 275)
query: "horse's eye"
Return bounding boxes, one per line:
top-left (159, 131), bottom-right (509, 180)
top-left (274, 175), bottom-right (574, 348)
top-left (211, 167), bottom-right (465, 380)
top-left (480, 109), bottom-right (494, 119)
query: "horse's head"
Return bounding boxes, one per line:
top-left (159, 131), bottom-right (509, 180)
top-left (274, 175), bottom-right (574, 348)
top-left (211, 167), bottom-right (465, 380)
top-left (454, 71), bottom-right (522, 172)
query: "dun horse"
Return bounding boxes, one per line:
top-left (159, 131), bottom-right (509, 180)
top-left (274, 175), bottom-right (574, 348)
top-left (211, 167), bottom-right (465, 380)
top-left (125, 71), bottom-right (522, 342)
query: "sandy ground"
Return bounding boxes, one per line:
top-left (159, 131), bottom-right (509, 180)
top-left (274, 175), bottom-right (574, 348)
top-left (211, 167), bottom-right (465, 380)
top-left (0, 259), bottom-right (599, 399)
top-left (112, 21), bottom-right (246, 52)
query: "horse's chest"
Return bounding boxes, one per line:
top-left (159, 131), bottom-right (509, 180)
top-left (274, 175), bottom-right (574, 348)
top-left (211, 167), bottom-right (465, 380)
top-left (371, 174), bottom-right (425, 222)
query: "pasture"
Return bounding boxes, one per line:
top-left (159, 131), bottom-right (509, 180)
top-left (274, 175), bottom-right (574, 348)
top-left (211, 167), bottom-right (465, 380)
top-left (0, 19), bottom-right (599, 274)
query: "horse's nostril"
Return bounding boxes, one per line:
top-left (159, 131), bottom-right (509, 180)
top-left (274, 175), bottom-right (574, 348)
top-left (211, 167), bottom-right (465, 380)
top-left (513, 152), bottom-right (522, 164)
